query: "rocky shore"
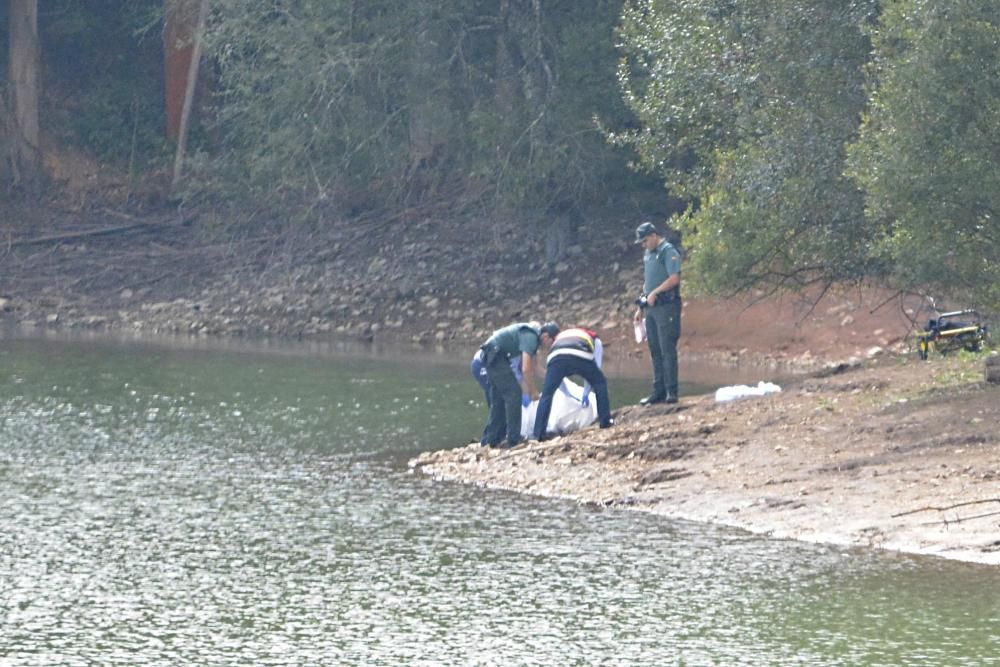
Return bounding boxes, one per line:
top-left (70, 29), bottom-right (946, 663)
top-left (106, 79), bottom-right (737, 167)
top-left (411, 355), bottom-right (1000, 565)
top-left (2, 203), bottom-right (919, 368)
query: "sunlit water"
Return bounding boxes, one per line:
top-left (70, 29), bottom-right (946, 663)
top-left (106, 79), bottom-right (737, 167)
top-left (1, 336), bottom-right (997, 666)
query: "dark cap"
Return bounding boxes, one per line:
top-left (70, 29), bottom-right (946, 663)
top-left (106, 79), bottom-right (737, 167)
top-left (539, 322), bottom-right (560, 339)
top-left (635, 222), bottom-right (659, 244)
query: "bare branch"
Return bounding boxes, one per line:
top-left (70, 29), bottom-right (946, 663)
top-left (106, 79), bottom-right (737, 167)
top-left (892, 498), bottom-right (1000, 518)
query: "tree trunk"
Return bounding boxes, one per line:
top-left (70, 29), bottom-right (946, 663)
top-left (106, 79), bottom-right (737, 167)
top-left (170, 0), bottom-right (208, 191)
top-left (164, 0), bottom-right (199, 142)
top-left (7, 0), bottom-right (41, 186)
top-left (494, 0), bottom-right (519, 117)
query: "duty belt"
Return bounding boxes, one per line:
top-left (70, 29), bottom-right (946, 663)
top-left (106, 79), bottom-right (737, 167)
top-left (480, 342), bottom-right (510, 364)
top-left (653, 291), bottom-right (680, 305)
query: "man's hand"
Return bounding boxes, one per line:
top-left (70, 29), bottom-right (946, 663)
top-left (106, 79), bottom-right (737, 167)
top-left (647, 291), bottom-right (658, 307)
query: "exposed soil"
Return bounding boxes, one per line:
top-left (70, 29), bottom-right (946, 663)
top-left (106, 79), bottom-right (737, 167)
top-left (2, 197), bottom-right (997, 564)
top-left (412, 355), bottom-right (1000, 565)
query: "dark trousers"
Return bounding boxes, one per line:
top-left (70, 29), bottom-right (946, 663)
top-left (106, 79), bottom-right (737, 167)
top-left (533, 356), bottom-right (612, 440)
top-left (481, 348), bottom-right (523, 447)
top-left (646, 299), bottom-right (681, 398)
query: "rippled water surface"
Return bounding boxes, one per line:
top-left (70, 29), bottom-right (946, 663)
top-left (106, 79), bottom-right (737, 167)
top-left (1, 336), bottom-right (997, 666)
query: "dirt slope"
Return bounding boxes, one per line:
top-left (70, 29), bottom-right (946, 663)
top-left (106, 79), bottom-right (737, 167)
top-left (1, 201), bottom-right (922, 368)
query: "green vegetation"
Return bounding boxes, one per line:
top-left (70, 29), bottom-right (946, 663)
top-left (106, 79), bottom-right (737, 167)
top-left (613, 0), bottom-right (997, 313)
top-left (847, 0), bottom-right (1000, 314)
top-left (197, 0), bottom-right (661, 216)
top-left (931, 352), bottom-right (991, 388)
top-left (39, 2), bottom-right (166, 167)
top-left (614, 0), bottom-right (880, 294)
top-left (1, 1), bottom-right (997, 313)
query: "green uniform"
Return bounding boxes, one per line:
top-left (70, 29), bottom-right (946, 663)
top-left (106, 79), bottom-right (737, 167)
top-left (644, 239), bottom-right (682, 296)
top-left (480, 323), bottom-right (541, 447)
top-left (486, 323), bottom-right (541, 358)
top-left (643, 239), bottom-right (682, 399)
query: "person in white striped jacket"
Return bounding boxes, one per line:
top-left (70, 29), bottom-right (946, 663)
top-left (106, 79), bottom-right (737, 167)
top-left (532, 326), bottom-right (613, 440)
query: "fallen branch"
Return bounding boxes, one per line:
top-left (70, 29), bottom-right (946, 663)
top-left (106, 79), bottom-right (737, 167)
top-left (918, 509), bottom-right (1000, 527)
top-left (892, 498), bottom-right (1000, 518)
top-left (495, 437), bottom-right (608, 460)
top-left (9, 213), bottom-right (196, 248)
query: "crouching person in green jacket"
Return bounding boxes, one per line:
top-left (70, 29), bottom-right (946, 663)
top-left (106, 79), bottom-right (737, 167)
top-left (479, 321), bottom-right (559, 448)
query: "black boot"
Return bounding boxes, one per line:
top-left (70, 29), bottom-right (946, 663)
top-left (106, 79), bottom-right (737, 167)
top-left (639, 394), bottom-right (666, 406)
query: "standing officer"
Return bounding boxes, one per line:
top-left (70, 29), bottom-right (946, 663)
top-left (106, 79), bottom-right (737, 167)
top-left (479, 321), bottom-right (559, 448)
top-left (532, 326), bottom-right (613, 441)
top-left (633, 222), bottom-right (682, 405)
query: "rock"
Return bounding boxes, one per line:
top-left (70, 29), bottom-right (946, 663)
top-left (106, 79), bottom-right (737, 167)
top-left (46, 313), bottom-right (59, 324)
top-left (986, 356), bottom-right (1000, 384)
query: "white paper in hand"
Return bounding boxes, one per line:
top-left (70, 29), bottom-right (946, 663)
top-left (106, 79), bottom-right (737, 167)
top-left (634, 320), bottom-right (646, 343)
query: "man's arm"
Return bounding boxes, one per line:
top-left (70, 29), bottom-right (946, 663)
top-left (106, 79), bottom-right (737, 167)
top-left (646, 272), bottom-right (680, 307)
top-left (520, 352), bottom-right (540, 400)
top-left (580, 339), bottom-right (604, 406)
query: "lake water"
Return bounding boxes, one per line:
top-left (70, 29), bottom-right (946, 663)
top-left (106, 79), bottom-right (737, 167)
top-left (1, 335), bottom-right (997, 666)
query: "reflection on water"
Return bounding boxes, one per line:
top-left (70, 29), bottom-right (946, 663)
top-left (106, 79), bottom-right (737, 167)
top-left (0, 336), bottom-right (997, 666)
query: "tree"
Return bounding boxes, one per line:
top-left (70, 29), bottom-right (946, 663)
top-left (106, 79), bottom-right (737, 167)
top-left (165, 0), bottom-right (200, 143)
top-left (188, 1), bottom-right (662, 219)
top-left (5, 0), bottom-right (41, 187)
top-left (848, 0), bottom-right (1000, 312)
top-left (170, 0), bottom-right (209, 190)
top-left (615, 0), bottom-right (880, 295)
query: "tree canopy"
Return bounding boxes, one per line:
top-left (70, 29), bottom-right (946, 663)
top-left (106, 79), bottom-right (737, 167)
top-left (847, 0), bottom-right (1000, 311)
top-left (614, 0), bottom-right (997, 312)
top-left (1, 0), bottom-right (997, 312)
top-left (614, 0), bottom-right (881, 294)
top-left (197, 0), bottom-right (659, 216)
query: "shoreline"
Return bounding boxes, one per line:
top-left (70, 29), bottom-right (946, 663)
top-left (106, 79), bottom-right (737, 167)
top-left (5, 320), bottom-right (997, 565)
top-left (411, 354), bottom-right (1000, 566)
top-left (6, 203), bottom-right (996, 565)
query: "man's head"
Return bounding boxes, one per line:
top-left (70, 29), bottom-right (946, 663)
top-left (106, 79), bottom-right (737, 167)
top-left (635, 221), bottom-right (661, 250)
top-left (539, 322), bottom-right (560, 347)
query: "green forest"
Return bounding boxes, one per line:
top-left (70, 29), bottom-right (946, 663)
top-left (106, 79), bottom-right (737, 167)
top-left (1, 0), bottom-right (997, 312)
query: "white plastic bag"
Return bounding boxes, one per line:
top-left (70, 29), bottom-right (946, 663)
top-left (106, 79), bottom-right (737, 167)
top-left (521, 378), bottom-right (598, 438)
top-left (714, 381), bottom-right (781, 403)
top-left (634, 319), bottom-right (646, 343)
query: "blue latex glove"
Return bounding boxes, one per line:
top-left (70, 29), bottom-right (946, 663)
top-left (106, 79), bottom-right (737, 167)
top-left (521, 394), bottom-right (531, 408)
